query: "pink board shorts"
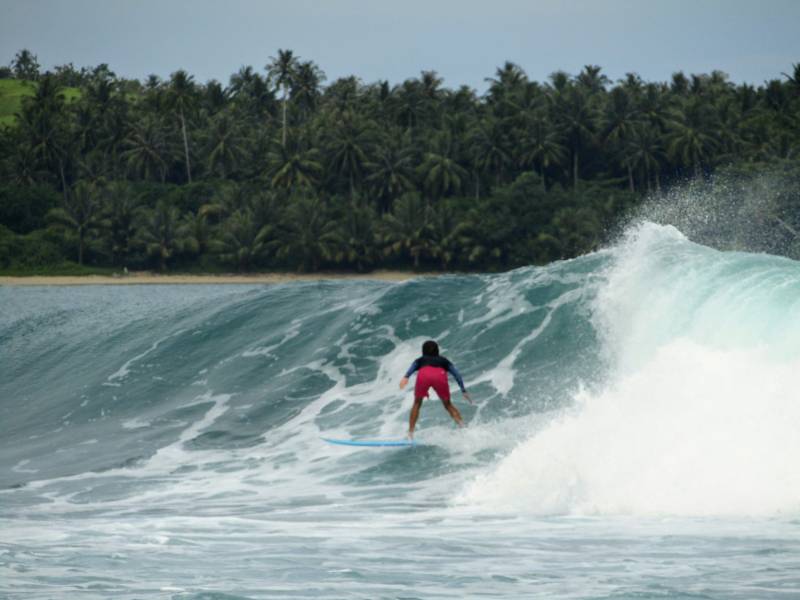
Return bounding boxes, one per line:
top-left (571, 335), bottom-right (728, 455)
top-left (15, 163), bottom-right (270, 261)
top-left (415, 366), bottom-right (451, 401)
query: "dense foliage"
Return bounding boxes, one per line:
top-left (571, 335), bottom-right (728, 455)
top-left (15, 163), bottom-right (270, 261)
top-left (1, 48), bottom-right (799, 273)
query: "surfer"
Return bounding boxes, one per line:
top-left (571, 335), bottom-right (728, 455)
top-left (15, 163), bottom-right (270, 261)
top-left (400, 340), bottom-right (471, 439)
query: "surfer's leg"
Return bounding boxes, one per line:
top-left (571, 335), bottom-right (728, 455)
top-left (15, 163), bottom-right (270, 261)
top-left (430, 373), bottom-right (463, 428)
top-left (440, 398), bottom-right (464, 427)
top-left (408, 397), bottom-right (424, 439)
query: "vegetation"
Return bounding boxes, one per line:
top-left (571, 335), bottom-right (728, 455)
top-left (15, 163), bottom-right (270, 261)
top-left (1, 48), bottom-right (799, 274)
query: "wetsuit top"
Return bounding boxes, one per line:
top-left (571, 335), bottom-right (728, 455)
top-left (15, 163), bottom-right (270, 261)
top-left (404, 356), bottom-right (466, 392)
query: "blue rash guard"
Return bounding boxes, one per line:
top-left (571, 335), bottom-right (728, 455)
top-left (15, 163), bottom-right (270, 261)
top-left (404, 355), bottom-right (466, 392)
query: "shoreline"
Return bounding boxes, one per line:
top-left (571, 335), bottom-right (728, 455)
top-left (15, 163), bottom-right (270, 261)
top-left (0, 270), bottom-right (430, 286)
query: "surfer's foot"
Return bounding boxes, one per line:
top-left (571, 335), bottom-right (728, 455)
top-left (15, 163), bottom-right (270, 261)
top-left (407, 430), bottom-right (414, 440)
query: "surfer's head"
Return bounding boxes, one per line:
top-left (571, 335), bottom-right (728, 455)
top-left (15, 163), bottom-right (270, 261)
top-left (422, 340), bottom-right (439, 357)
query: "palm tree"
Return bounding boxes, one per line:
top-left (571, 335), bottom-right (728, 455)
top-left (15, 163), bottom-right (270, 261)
top-left (518, 114), bottom-right (567, 190)
top-left (212, 209), bottom-right (273, 270)
top-left (166, 70), bottom-right (198, 183)
top-left (46, 181), bottom-right (102, 265)
top-left (203, 110), bottom-right (249, 178)
top-left (267, 49), bottom-right (299, 147)
top-left (229, 66), bottom-right (275, 118)
top-left (419, 70), bottom-right (444, 126)
top-left (6, 140), bottom-right (49, 185)
top-left (639, 82), bottom-right (677, 132)
top-left (380, 192), bottom-right (430, 268)
top-left (324, 111), bottom-right (377, 199)
top-left (626, 124), bottom-right (665, 191)
top-left (167, 69), bottom-right (198, 183)
top-left (417, 133), bottom-right (469, 200)
top-left (426, 201), bottom-right (462, 270)
top-left (395, 79), bottom-right (427, 133)
top-left (322, 76), bottom-right (362, 114)
top-left (99, 181), bottom-right (140, 267)
top-left (95, 93), bottom-right (131, 180)
top-left (576, 65), bottom-right (610, 95)
top-left (136, 200), bottom-right (190, 271)
top-left (229, 66), bottom-right (258, 97)
top-left (182, 211), bottom-right (212, 257)
top-left (142, 74), bottom-right (166, 113)
top-left (123, 116), bottom-right (170, 182)
top-left (485, 61), bottom-right (528, 109)
top-left (266, 136), bottom-right (323, 192)
top-left (469, 117), bottom-right (511, 191)
top-left (274, 193), bottom-right (338, 271)
top-left (329, 199), bottom-right (379, 272)
top-left (198, 182), bottom-right (246, 224)
top-left (603, 86), bottom-right (641, 146)
top-left (552, 206), bottom-right (602, 257)
top-left (203, 80), bottom-right (228, 115)
top-left (666, 97), bottom-right (719, 177)
top-left (291, 60), bottom-right (326, 122)
top-left (553, 83), bottom-right (600, 188)
top-left (782, 63), bottom-right (800, 97)
top-left (365, 138), bottom-right (416, 213)
top-left (455, 205), bottom-right (506, 268)
top-left (16, 74), bottom-right (70, 191)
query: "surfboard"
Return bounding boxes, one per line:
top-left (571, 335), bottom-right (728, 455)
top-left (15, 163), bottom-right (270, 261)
top-left (322, 437), bottom-right (417, 447)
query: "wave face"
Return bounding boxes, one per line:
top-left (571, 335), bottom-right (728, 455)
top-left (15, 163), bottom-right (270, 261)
top-left (3, 222), bottom-right (800, 598)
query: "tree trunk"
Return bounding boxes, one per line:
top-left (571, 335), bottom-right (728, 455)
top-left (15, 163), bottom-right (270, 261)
top-left (573, 150), bottom-right (579, 188)
top-left (282, 87), bottom-right (288, 147)
top-left (78, 227), bottom-right (84, 265)
top-left (180, 108), bottom-right (192, 183)
top-left (59, 161), bottom-right (69, 204)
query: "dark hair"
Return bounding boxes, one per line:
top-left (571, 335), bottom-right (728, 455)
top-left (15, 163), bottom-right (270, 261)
top-left (422, 340), bottom-right (439, 356)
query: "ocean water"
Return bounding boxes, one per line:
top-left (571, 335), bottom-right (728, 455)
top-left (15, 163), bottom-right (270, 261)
top-left (2, 222), bottom-right (799, 599)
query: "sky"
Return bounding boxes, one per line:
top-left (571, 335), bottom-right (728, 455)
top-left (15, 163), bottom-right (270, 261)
top-left (1, 0), bottom-right (798, 92)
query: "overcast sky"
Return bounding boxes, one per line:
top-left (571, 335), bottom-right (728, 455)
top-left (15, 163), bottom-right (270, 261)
top-left (2, 0), bottom-right (798, 91)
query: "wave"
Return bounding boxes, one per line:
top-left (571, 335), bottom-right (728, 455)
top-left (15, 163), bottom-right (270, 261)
top-left (460, 223), bottom-right (800, 516)
top-left (2, 222), bottom-right (799, 518)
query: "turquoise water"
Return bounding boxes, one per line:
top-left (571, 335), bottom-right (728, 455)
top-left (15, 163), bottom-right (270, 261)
top-left (2, 222), bottom-right (800, 599)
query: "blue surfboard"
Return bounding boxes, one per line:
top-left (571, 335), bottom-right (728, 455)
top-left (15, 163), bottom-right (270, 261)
top-left (322, 437), bottom-right (417, 447)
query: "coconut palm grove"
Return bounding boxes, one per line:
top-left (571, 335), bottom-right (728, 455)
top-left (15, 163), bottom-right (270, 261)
top-left (1, 48), bottom-right (799, 274)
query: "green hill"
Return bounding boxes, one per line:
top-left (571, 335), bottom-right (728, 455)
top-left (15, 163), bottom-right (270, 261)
top-left (0, 79), bottom-right (81, 127)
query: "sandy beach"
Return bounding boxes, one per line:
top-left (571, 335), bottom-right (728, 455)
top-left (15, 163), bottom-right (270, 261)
top-left (0, 270), bottom-right (429, 286)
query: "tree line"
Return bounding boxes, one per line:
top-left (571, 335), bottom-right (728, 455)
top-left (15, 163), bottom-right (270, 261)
top-left (1, 48), bottom-right (799, 273)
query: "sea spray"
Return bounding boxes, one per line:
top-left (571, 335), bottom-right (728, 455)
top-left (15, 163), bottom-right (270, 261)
top-left (459, 222), bottom-right (800, 516)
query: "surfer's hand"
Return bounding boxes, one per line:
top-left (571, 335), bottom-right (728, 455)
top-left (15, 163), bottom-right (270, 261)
top-left (463, 391), bottom-right (473, 404)
top-left (399, 377), bottom-right (409, 390)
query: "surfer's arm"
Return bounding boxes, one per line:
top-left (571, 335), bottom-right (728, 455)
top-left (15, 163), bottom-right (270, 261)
top-left (447, 363), bottom-right (467, 393)
top-left (400, 359), bottom-right (420, 389)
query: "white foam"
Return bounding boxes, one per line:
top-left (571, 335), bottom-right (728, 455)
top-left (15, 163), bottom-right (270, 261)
top-left (242, 319), bottom-right (302, 358)
top-left (12, 459), bottom-right (38, 474)
top-left (460, 340), bottom-right (800, 516)
top-left (461, 224), bottom-right (800, 517)
top-left (106, 330), bottom-right (184, 384)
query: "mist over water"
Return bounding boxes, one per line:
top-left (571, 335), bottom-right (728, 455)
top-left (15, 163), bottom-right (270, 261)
top-left (2, 185), bottom-right (800, 597)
